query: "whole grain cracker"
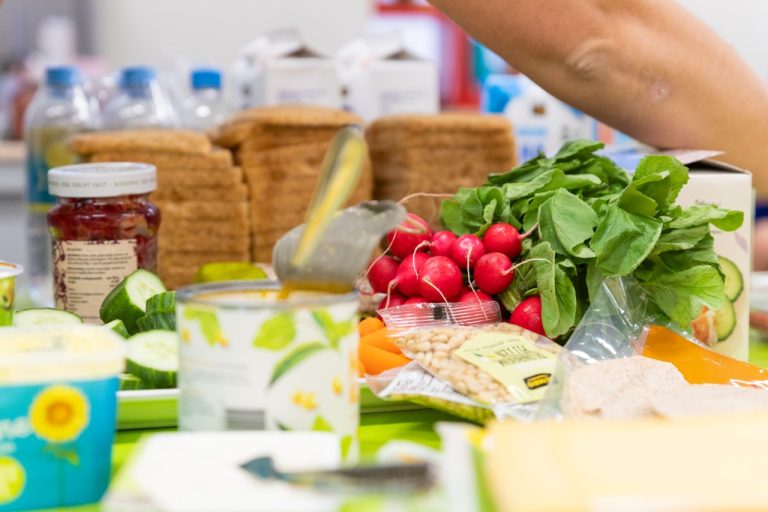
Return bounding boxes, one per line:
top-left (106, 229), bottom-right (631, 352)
top-left (69, 130), bottom-right (211, 155)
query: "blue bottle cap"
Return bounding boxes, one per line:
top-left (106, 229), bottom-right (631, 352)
top-left (191, 68), bottom-right (221, 90)
top-left (46, 66), bottom-right (81, 87)
top-left (120, 66), bottom-right (156, 88)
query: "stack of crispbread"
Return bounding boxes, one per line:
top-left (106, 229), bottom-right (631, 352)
top-left (213, 105), bottom-right (373, 262)
top-left (366, 113), bottom-right (516, 222)
top-left (68, 130), bottom-right (250, 289)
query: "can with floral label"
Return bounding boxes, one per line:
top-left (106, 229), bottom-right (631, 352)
top-left (176, 281), bottom-right (360, 462)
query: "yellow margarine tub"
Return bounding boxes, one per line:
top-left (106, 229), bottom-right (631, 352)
top-left (0, 326), bottom-right (124, 510)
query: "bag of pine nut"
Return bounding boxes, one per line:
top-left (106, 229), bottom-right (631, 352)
top-left (372, 303), bottom-right (561, 422)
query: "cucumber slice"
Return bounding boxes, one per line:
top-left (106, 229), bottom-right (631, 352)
top-left (718, 256), bottom-right (744, 301)
top-left (100, 270), bottom-right (167, 334)
top-left (146, 291), bottom-right (176, 315)
top-left (136, 312), bottom-right (176, 332)
top-left (195, 262), bottom-right (267, 283)
top-left (126, 330), bottom-right (178, 388)
top-left (13, 308), bottom-right (83, 327)
top-left (104, 319), bottom-right (129, 338)
top-left (714, 300), bottom-right (737, 341)
top-left (119, 373), bottom-right (148, 391)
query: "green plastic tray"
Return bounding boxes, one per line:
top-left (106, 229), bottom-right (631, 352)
top-left (116, 381), bottom-right (423, 430)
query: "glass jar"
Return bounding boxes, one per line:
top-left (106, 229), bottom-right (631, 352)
top-left (47, 163), bottom-right (159, 322)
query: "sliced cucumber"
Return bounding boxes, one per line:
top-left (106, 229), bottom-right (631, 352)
top-left (126, 330), bottom-right (178, 389)
top-left (119, 373), bottom-right (148, 391)
top-left (100, 270), bottom-right (167, 334)
top-left (13, 308), bottom-right (83, 327)
top-left (146, 291), bottom-right (176, 315)
top-left (136, 312), bottom-right (176, 332)
top-left (718, 256), bottom-right (744, 301)
top-left (714, 300), bottom-right (737, 341)
top-left (104, 319), bottom-right (129, 338)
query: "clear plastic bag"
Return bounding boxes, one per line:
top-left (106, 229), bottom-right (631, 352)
top-left (536, 275), bottom-right (768, 420)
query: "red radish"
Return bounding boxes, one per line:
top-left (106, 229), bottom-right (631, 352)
top-left (418, 256), bottom-right (463, 302)
top-left (405, 296), bottom-right (429, 305)
top-left (393, 252), bottom-right (430, 297)
top-left (385, 213), bottom-right (432, 259)
top-left (474, 252), bottom-right (514, 295)
top-left (450, 234), bottom-right (486, 270)
top-left (509, 296), bottom-right (545, 336)
top-left (457, 285), bottom-right (472, 297)
top-left (457, 290), bottom-right (495, 303)
top-left (367, 255), bottom-right (400, 294)
top-left (482, 223), bottom-right (524, 259)
top-left (378, 292), bottom-right (407, 311)
top-left (430, 231), bottom-right (458, 258)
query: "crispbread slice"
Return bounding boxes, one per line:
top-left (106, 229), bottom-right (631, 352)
top-left (237, 126), bottom-right (339, 152)
top-left (651, 384), bottom-right (768, 418)
top-left (158, 218), bottom-right (249, 238)
top-left (366, 113), bottom-right (513, 148)
top-left (154, 201), bottom-right (248, 221)
top-left (564, 356), bottom-right (688, 419)
top-left (213, 105), bottom-right (361, 148)
top-left (156, 167), bottom-right (244, 187)
top-left (159, 233), bottom-right (250, 253)
top-left (236, 141), bottom-right (329, 167)
top-left (151, 183), bottom-right (248, 202)
top-left (88, 148), bottom-right (233, 169)
top-left (69, 130), bottom-right (212, 155)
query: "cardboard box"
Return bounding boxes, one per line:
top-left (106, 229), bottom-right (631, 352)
top-left (662, 149), bottom-right (753, 361)
top-left (231, 28), bottom-right (342, 110)
top-left (337, 32), bottom-right (439, 121)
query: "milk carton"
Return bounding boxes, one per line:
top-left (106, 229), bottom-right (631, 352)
top-left (231, 28), bottom-right (342, 110)
top-left (482, 74), bottom-right (592, 162)
top-left (337, 32), bottom-right (438, 121)
top-left (661, 150), bottom-right (753, 361)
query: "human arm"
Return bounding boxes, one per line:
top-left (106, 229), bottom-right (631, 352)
top-left (430, 0), bottom-right (768, 194)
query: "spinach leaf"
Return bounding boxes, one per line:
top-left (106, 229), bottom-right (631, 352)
top-left (650, 225), bottom-right (710, 255)
top-left (591, 204), bottom-right (662, 276)
top-left (631, 156), bottom-right (689, 212)
top-left (668, 205), bottom-right (744, 231)
top-left (639, 265), bottom-right (725, 327)
top-left (538, 189), bottom-right (598, 259)
top-left (530, 242), bottom-right (577, 338)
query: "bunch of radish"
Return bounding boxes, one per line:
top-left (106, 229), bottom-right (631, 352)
top-left (367, 212), bottom-right (546, 337)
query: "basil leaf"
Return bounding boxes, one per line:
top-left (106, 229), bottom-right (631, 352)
top-left (668, 205), bottom-right (744, 231)
top-left (530, 242), bottom-right (577, 338)
top-left (538, 189), bottom-right (598, 259)
top-left (591, 204), bottom-right (662, 276)
top-left (639, 265), bottom-right (725, 327)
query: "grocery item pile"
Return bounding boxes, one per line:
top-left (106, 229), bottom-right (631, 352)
top-left (213, 105), bottom-right (374, 262)
top-left (368, 113), bottom-right (516, 222)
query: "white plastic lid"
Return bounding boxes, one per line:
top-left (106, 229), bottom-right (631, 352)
top-left (0, 326), bottom-right (125, 384)
top-left (48, 162), bottom-right (157, 198)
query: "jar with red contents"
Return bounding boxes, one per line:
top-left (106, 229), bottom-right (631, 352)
top-left (47, 163), bottom-right (160, 322)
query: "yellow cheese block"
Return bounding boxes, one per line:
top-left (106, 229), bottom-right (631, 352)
top-left (486, 414), bottom-right (768, 512)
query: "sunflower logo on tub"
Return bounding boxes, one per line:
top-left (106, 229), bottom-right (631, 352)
top-left (28, 385), bottom-right (89, 465)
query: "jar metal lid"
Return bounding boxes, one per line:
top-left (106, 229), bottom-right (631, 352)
top-left (48, 162), bottom-right (157, 198)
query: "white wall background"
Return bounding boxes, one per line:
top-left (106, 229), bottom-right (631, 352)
top-left (677, 0), bottom-right (768, 81)
top-left (88, 0), bottom-right (371, 69)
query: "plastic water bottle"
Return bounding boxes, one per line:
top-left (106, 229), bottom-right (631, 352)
top-left (23, 66), bottom-right (96, 306)
top-left (103, 66), bottom-right (179, 129)
top-left (182, 68), bottom-right (227, 131)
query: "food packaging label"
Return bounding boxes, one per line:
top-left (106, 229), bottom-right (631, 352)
top-left (659, 150), bottom-right (753, 360)
top-left (231, 27), bottom-right (342, 110)
top-left (337, 31), bottom-right (439, 121)
top-left (453, 332), bottom-right (557, 403)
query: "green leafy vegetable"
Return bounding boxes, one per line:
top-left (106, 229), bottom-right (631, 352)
top-left (440, 139), bottom-right (744, 339)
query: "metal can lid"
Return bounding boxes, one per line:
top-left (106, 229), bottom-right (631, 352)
top-left (48, 162), bottom-right (157, 198)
